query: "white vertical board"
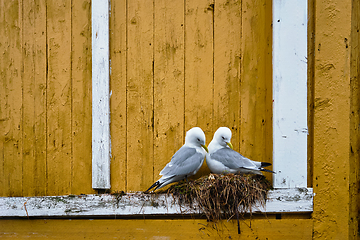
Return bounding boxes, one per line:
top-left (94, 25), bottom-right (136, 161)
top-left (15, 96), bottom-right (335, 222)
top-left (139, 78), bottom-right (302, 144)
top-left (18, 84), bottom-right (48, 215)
top-left (92, 0), bottom-right (111, 189)
top-left (273, 0), bottom-right (307, 188)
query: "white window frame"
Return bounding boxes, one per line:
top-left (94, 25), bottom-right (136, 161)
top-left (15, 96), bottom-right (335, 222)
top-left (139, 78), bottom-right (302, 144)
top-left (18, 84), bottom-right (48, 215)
top-left (0, 0), bottom-right (313, 218)
top-left (92, 0), bottom-right (111, 190)
top-left (272, 0), bottom-right (308, 188)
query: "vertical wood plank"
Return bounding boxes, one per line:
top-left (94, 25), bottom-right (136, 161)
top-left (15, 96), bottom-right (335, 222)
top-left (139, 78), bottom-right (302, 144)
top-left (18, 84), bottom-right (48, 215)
top-left (92, 0), bottom-right (111, 190)
top-left (127, 0), bottom-right (154, 191)
top-left (272, 1), bottom-right (308, 188)
top-left (110, 0), bottom-right (127, 192)
top-left (0, 0), bottom-right (5, 196)
top-left (72, 0), bottom-right (93, 194)
top-left (213, 0), bottom-right (241, 150)
top-left (46, 0), bottom-right (72, 195)
top-left (153, 0), bottom-right (185, 183)
top-left (184, 0), bottom-right (214, 177)
top-left (241, 0), bottom-right (273, 180)
top-left (307, 0), bottom-right (315, 188)
top-left (2, 0), bottom-right (23, 197)
top-left (312, 0), bottom-right (352, 238)
top-left (350, 0), bottom-right (360, 235)
top-left (22, 0), bottom-right (47, 196)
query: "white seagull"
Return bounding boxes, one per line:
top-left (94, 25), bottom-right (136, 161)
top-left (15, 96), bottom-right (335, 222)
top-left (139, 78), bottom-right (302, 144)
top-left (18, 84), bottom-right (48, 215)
top-left (145, 127), bottom-right (208, 192)
top-left (206, 127), bottom-right (274, 175)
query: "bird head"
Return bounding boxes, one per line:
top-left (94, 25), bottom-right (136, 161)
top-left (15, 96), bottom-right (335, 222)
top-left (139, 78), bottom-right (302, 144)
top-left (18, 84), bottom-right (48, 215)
top-left (185, 127), bottom-right (208, 152)
top-left (214, 127), bottom-right (233, 149)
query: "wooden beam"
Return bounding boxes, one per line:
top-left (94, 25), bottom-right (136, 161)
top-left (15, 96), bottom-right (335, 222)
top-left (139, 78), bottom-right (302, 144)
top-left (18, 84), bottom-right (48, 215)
top-left (272, 0), bottom-right (308, 188)
top-left (0, 219), bottom-right (313, 239)
top-left (91, 0), bottom-right (111, 189)
top-left (0, 189), bottom-right (313, 218)
top-left (312, 0), bottom-right (353, 238)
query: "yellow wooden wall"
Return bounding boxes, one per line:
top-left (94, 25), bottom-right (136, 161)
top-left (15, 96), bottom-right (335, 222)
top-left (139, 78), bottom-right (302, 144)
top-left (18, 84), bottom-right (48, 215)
top-left (311, 0), bottom-right (360, 239)
top-left (0, 0), bottom-right (93, 197)
top-left (1, 0), bottom-right (360, 239)
top-left (0, 0), bottom-right (272, 196)
top-left (1, 218), bottom-right (313, 239)
top-left (110, 0), bottom-right (272, 192)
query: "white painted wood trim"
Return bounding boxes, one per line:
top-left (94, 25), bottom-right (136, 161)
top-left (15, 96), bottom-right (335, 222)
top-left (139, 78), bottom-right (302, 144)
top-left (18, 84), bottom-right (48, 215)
top-left (272, 0), bottom-right (308, 188)
top-left (92, 0), bottom-right (111, 189)
top-left (0, 189), bottom-right (313, 218)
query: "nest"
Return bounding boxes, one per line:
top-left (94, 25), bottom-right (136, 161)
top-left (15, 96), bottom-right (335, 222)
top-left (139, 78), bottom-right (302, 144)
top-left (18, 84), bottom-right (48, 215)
top-left (160, 174), bottom-right (272, 222)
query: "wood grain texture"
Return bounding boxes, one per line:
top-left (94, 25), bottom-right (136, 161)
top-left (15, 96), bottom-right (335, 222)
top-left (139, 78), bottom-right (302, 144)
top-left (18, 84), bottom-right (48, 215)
top-left (1, 0), bottom-right (275, 196)
top-left (213, 0), bottom-right (241, 151)
top-left (153, 0), bottom-right (185, 184)
top-left (184, 0), bottom-right (214, 178)
top-left (46, 0), bottom-right (72, 195)
top-left (241, 0), bottom-right (273, 181)
top-left (126, 0), bottom-right (155, 191)
top-left (22, 0), bottom-right (47, 197)
top-left (350, 0), bottom-right (360, 237)
top-left (2, 0), bottom-right (23, 197)
top-left (0, 0), bottom-right (4, 196)
top-left (0, 219), bottom-right (313, 240)
top-left (71, 0), bottom-right (93, 194)
top-left (307, 0), bottom-right (315, 188)
top-left (109, 0), bottom-right (127, 191)
top-left (312, 0), bottom-right (352, 239)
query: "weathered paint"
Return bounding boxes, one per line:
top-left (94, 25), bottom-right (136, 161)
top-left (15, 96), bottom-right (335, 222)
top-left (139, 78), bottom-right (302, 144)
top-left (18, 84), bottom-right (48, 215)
top-left (311, 0), bottom-right (358, 239)
top-left (0, 0), bottom-right (273, 195)
top-left (153, 0), bottom-right (185, 188)
top-left (350, 0), bottom-right (360, 237)
top-left (183, 0), bottom-right (214, 179)
top-left (272, 0), bottom-right (308, 188)
top-left (1, 0), bottom-right (23, 197)
top-left (0, 219), bottom-right (312, 239)
top-left (1, 0), bottom-right (359, 238)
top-left (92, 0), bottom-right (111, 189)
top-left (240, 0), bottom-right (273, 182)
top-left (109, 0), bottom-right (127, 192)
top-left (0, 0), bottom-right (94, 196)
top-left (71, 0), bottom-right (93, 195)
top-left (22, 0), bottom-right (47, 197)
top-left (307, 0), bottom-right (315, 188)
top-left (213, 0), bottom-right (241, 152)
top-left (46, 0), bottom-right (73, 195)
top-left (126, 0), bottom-right (155, 191)
top-left (0, 189), bottom-right (313, 217)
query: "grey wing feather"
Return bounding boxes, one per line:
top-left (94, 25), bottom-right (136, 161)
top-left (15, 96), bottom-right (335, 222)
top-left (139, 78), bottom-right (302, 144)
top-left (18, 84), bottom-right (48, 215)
top-left (160, 146), bottom-right (204, 176)
top-left (210, 148), bottom-right (256, 169)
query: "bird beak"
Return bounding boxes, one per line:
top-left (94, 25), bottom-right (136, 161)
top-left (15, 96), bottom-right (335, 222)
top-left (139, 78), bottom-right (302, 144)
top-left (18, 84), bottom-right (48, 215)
top-left (226, 142), bottom-right (233, 149)
top-left (201, 144), bottom-right (209, 153)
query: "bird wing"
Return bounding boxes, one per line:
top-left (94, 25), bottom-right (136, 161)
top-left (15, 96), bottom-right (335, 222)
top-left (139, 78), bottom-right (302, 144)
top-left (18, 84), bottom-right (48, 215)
top-left (160, 146), bottom-right (204, 177)
top-left (210, 147), bottom-right (257, 170)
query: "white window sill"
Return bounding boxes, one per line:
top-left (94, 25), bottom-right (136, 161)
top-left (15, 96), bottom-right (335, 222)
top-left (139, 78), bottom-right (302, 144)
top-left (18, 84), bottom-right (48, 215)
top-left (0, 188), bottom-right (313, 218)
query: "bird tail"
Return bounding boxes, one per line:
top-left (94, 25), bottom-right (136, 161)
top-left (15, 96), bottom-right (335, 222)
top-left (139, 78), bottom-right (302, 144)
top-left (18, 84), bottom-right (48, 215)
top-left (260, 168), bottom-right (276, 174)
top-left (144, 181), bottom-right (161, 193)
top-left (261, 162), bottom-right (272, 168)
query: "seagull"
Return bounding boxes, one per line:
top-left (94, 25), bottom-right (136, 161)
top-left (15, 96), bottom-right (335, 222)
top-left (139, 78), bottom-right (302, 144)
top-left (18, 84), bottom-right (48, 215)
top-left (145, 127), bottom-right (208, 193)
top-left (206, 127), bottom-right (274, 175)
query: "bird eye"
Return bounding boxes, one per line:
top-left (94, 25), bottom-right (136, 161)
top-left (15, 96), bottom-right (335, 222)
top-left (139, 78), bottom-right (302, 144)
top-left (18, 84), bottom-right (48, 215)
top-left (197, 138), bottom-right (200, 141)
top-left (222, 136), bottom-right (225, 140)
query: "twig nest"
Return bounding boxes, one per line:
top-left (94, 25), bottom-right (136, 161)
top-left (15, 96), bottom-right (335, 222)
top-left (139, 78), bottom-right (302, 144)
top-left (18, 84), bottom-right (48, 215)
top-left (159, 174), bottom-right (272, 222)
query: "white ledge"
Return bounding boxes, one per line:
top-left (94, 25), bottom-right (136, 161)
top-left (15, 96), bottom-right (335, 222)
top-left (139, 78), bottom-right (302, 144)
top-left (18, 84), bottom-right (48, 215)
top-left (0, 188), bottom-right (313, 218)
